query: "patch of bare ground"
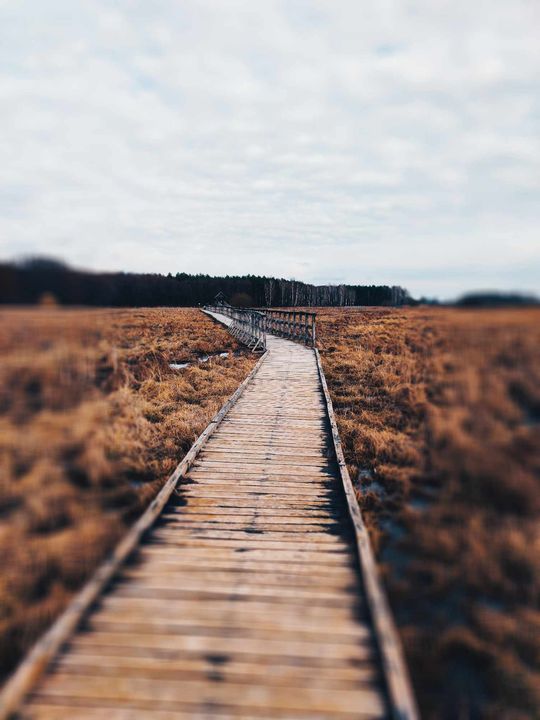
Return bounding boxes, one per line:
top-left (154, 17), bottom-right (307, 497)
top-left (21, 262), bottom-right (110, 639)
top-left (0, 307), bottom-right (257, 683)
top-left (317, 306), bottom-right (540, 720)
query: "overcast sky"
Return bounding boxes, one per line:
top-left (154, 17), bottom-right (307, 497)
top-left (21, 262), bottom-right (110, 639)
top-left (1, 0), bottom-right (539, 298)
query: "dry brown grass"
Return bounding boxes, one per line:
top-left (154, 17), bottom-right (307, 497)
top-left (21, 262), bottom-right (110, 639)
top-left (317, 306), bottom-right (540, 720)
top-left (0, 307), bottom-right (257, 683)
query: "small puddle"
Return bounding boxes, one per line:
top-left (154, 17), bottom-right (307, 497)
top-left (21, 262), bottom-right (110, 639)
top-left (169, 351), bottom-right (232, 371)
top-left (408, 495), bottom-right (433, 512)
top-left (357, 469), bottom-right (389, 500)
top-left (379, 517), bottom-right (406, 542)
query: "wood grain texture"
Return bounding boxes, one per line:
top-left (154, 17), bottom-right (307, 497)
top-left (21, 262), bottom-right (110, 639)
top-left (2, 311), bottom-right (417, 719)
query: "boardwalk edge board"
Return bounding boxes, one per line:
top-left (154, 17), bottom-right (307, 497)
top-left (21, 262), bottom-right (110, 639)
top-left (314, 348), bottom-right (420, 720)
top-left (0, 349), bottom-right (269, 720)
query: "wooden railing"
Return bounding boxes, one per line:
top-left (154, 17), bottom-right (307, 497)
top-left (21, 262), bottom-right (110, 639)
top-left (204, 305), bottom-right (267, 352)
top-left (205, 304), bottom-right (317, 348)
top-left (264, 309), bottom-right (316, 347)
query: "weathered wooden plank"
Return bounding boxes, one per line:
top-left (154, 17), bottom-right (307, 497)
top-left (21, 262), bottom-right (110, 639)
top-left (118, 567), bottom-right (357, 591)
top-left (32, 675), bottom-right (386, 716)
top-left (85, 617), bottom-right (370, 644)
top-left (140, 541), bottom-right (351, 560)
top-left (207, 436), bottom-right (327, 447)
top-left (202, 446), bottom-right (328, 458)
top-left (199, 451), bottom-right (330, 465)
top-left (112, 581), bottom-right (356, 605)
top-left (159, 515), bottom-right (341, 527)
top-left (68, 632), bottom-right (373, 661)
top-left (190, 461), bottom-right (333, 474)
top-left (163, 506), bottom-right (342, 518)
top-left (22, 704), bottom-right (382, 720)
top-left (180, 483), bottom-right (337, 496)
top-left (169, 495), bottom-right (337, 508)
top-left (152, 527), bottom-right (348, 542)
top-left (154, 528), bottom-right (346, 543)
top-left (219, 421), bottom-right (325, 430)
top-left (97, 595), bottom-right (363, 621)
top-left (184, 474), bottom-right (336, 485)
top-left (49, 660), bottom-right (377, 693)
top-left (91, 606), bottom-right (366, 634)
top-left (123, 555), bottom-right (356, 577)
top-left (76, 638), bottom-right (367, 664)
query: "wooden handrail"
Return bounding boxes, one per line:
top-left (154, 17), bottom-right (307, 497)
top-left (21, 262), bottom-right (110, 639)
top-left (261, 308), bottom-right (316, 347)
top-left (204, 305), bottom-right (266, 351)
top-left (204, 304), bottom-right (317, 348)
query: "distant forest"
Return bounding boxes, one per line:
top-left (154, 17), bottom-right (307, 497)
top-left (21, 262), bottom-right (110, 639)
top-left (0, 259), bottom-right (412, 307)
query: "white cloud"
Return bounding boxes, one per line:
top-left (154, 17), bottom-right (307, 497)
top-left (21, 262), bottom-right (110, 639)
top-left (0, 0), bottom-right (539, 298)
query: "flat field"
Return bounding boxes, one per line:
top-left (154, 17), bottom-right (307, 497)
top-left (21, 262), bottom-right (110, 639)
top-left (317, 306), bottom-right (540, 719)
top-left (0, 307), bottom-right (257, 682)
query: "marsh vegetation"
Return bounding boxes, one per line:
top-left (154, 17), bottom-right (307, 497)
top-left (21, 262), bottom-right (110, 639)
top-left (318, 306), bottom-right (540, 718)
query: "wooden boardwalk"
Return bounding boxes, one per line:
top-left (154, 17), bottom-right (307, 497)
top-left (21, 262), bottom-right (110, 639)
top-left (9, 313), bottom-right (415, 719)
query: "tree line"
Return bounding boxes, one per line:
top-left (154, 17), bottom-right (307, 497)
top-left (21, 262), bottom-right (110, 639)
top-left (0, 258), bottom-right (413, 307)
